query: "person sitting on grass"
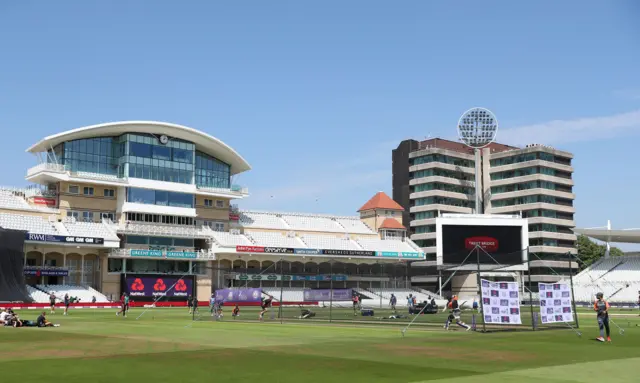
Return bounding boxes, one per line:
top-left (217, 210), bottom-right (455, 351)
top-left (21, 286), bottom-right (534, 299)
top-left (37, 311), bottom-right (57, 327)
top-left (0, 308), bottom-right (9, 326)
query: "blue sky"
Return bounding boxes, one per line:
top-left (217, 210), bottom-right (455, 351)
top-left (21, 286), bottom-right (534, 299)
top-left (1, 1), bottom-right (639, 247)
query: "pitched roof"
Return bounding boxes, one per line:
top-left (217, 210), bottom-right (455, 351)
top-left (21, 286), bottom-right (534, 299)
top-left (379, 218), bottom-right (406, 230)
top-left (358, 192), bottom-right (404, 212)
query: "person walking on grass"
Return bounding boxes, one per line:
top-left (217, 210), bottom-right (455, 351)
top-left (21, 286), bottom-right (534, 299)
top-left (49, 292), bottom-right (56, 315)
top-left (63, 293), bottom-right (70, 316)
top-left (209, 293), bottom-right (216, 317)
top-left (389, 294), bottom-right (397, 312)
top-left (594, 292), bottom-right (611, 342)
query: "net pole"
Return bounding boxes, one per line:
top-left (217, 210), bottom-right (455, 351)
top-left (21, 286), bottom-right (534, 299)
top-left (527, 248), bottom-right (535, 330)
top-left (279, 257), bottom-right (284, 324)
top-left (476, 246), bottom-right (486, 333)
top-left (329, 260), bottom-right (333, 323)
top-left (569, 252), bottom-right (579, 329)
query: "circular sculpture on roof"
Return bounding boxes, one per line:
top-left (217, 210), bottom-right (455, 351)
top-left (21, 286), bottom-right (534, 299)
top-left (457, 107), bottom-right (499, 149)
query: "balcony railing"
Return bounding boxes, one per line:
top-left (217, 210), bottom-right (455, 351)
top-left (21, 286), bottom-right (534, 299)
top-left (27, 163), bottom-right (67, 177)
top-left (197, 184), bottom-right (249, 195)
top-left (118, 221), bottom-right (213, 238)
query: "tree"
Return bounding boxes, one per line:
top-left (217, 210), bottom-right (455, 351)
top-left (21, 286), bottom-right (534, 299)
top-left (576, 234), bottom-right (624, 270)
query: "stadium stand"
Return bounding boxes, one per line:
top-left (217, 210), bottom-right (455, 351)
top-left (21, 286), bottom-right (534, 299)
top-left (281, 213), bottom-right (345, 232)
top-left (0, 213), bottom-right (59, 235)
top-left (0, 187), bottom-right (59, 213)
top-left (569, 255), bottom-right (640, 303)
top-left (244, 231), bottom-right (306, 248)
top-left (209, 230), bottom-right (255, 247)
top-left (62, 218), bottom-right (120, 241)
top-left (239, 210), bottom-right (376, 235)
top-left (27, 285), bottom-right (49, 303)
top-left (299, 233), bottom-right (362, 250)
top-left (334, 217), bottom-right (375, 234)
top-left (239, 211), bottom-right (290, 230)
top-left (355, 238), bottom-right (417, 252)
top-left (39, 284), bottom-right (110, 303)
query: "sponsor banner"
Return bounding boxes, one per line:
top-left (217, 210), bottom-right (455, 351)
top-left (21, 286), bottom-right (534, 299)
top-left (321, 249), bottom-right (376, 257)
top-left (294, 248), bottom-right (322, 255)
top-left (376, 251), bottom-right (423, 259)
top-left (264, 247), bottom-right (295, 254)
top-left (236, 245), bottom-right (265, 253)
top-left (236, 274), bottom-right (292, 281)
top-left (292, 274), bottom-right (347, 282)
top-left (465, 236), bottom-right (499, 252)
top-left (234, 274), bottom-right (347, 281)
top-left (538, 282), bottom-right (574, 324)
top-left (131, 249), bottom-right (164, 257)
top-left (166, 251), bottom-right (197, 259)
top-left (215, 288), bottom-right (262, 302)
top-left (229, 213), bottom-right (240, 221)
top-left (25, 233), bottom-right (104, 245)
top-left (24, 268), bottom-right (69, 276)
top-left (303, 289), bottom-right (353, 301)
top-left (33, 197), bottom-right (57, 206)
top-left (480, 279), bottom-right (522, 325)
top-left (125, 276), bottom-right (193, 298)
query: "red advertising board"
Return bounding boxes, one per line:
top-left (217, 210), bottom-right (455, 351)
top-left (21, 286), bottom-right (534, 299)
top-left (464, 236), bottom-right (499, 252)
top-left (236, 245), bottom-right (265, 253)
top-left (33, 197), bottom-right (57, 206)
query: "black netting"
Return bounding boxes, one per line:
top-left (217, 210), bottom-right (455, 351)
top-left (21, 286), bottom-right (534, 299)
top-left (0, 228), bottom-right (32, 302)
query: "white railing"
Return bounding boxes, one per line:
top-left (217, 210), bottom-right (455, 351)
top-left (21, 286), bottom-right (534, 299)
top-left (27, 163), bottom-right (67, 177)
top-left (196, 185), bottom-right (249, 195)
top-left (118, 221), bottom-right (212, 238)
top-left (69, 171), bottom-right (125, 183)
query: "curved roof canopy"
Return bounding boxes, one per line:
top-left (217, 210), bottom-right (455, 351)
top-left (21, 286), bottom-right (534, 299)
top-left (26, 121), bottom-right (251, 175)
top-left (573, 228), bottom-right (640, 244)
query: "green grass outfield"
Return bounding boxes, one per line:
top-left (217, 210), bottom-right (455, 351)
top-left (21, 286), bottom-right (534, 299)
top-left (1, 307), bottom-right (640, 383)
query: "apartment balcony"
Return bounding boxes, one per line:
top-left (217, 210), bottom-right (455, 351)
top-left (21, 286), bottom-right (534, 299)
top-left (410, 204), bottom-right (472, 214)
top-left (409, 147), bottom-right (475, 160)
top-left (410, 176), bottom-right (475, 188)
top-left (410, 189), bottom-right (473, 201)
top-left (409, 162), bottom-right (475, 175)
top-left (529, 245), bottom-right (577, 254)
top-left (490, 160), bottom-right (574, 174)
top-left (529, 259), bottom-right (579, 269)
top-left (490, 188), bottom-right (575, 202)
top-left (526, 274), bottom-right (568, 283)
top-left (410, 218), bottom-right (437, 227)
top-left (490, 174), bottom-right (574, 187)
top-left (489, 202), bottom-right (575, 215)
top-left (410, 232), bottom-right (437, 241)
top-left (526, 216), bottom-right (575, 228)
top-left (528, 231), bottom-right (577, 242)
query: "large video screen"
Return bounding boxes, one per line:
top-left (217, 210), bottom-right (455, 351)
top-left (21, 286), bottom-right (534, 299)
top-left (123, 275), bottom-right (194, 298)
top-left (441, 224), bottom-right (524, 265)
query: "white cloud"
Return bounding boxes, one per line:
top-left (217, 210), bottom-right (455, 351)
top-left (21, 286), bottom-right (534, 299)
top-left (498, 109), bottom-right (640, 146)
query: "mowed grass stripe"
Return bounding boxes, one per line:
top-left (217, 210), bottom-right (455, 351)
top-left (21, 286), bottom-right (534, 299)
top-left (2, 309), bottom-right (640, 382)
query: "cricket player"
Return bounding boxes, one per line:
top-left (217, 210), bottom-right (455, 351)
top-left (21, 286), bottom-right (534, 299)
top-left (594, 292), bottom-right (611, 342)
top-left (259, 295), bottom-right (273, 321)
top-left (209, 294), bottom-right (216, 317)
top-left (443, 295), bottom-right (471, 331)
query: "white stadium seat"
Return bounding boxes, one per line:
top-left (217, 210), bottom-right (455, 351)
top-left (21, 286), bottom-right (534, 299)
top-left (355, 238), bottom-right (417, 253)
top-left (0, 213), bottom-right (59, 235)
top-left (210, 231), bottom-right (254, 247)
top-left (38, 284), bottom-right (110, 303)
top-left (244, 231), bottom-right (306, 248)
top-left (63, 220), bottom-right (119, 241)
top-left (299, 234), bottom-right (362, 250)
top-left (568, 255), bottom-right (640, 303)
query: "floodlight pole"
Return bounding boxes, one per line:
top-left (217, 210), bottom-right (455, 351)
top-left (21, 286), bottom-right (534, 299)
top-left (474, 149), bottom-right (483, 214)
top-left (475, 245), bottom-right (486, 333)
top-left (527, 248), bottom-right (535, 331)
top-left (568, 252), bottom-right (579, 329)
